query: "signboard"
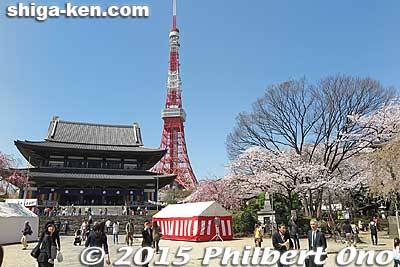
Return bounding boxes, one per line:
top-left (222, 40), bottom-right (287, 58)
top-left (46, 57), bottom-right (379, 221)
top-left (5, 198), bottom-right (37, 207)
top-left (343, 211), bottom-right (350, 220)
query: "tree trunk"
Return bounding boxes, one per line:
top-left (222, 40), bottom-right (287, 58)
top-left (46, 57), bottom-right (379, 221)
top-left (303, 197), bottom-right (310, 216)
top-left (328, 193), bottom-right (336, 225)
top-left (308, 189), bottom-right (314, 217)
top-left (316, 190), bottom-right (324, 218)
top-left (287, 191), bottom-right (292, 217)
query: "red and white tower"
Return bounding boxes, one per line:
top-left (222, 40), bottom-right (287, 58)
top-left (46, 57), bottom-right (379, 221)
top-left (153, 0), bottom-right (198, 190)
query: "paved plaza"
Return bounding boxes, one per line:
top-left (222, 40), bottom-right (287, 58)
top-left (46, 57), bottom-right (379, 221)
top-left (2, 232), bottom-right (396, 267)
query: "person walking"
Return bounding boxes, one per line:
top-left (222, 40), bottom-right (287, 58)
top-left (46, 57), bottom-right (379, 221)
top-left (88, 214), bottom-right (93, 226)
top-left (351, 222), bottom-right (359, 246)
top-left (81, 220), bottom-right (88, 241)
top-left (394, 238), bottom-right (400, 267)
top-left (37, 222), bottom-right (57, 267)
top-left (113, 221), bottom-right (120, 244)
top-left (125, 219), bottom-right (134, 246)
top-left (307, 219), bottom-right (327, 267)
top-left (56, 223), bottom-right (62, 252)
top-left (85, 222), bottom-right (111, 267)
top-left (370, 218), bottom-right (378, 245)
top-left (272, 224), bottom-right (292, 267)
top-left (343, 220), bottom-right (353, 247)
top-left (152, 221), bottom-right (161, 254)
top-left (288, 216), bottom-right (300, 249)
top-left (21, 221), bottom-right (33, 250)
top-left (373, 215), bottom-right (379, 225)
top-left (254, 224), bottom-right (263, 247)
top-left (40, 220), bottom-right (61, 253)
top-left (105, 219), bottom-right (112, 234)
top-left (63, 220), bottom-right (69, 235)
top-left (141, 221), bottom-right (153, 267)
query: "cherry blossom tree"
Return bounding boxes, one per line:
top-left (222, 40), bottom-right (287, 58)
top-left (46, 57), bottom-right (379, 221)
top-left (348, 98), bottom-right (400, 146)
top-left (347, 99), bottom-right (400, 195)
top-left (349, 99), bottom-right (400, 237)
top-left (226, 75), bottom-right (394, 215)
top-left (187, 145), bottom-right (368, 218)
top-left (0, 152), bottom-right (11, 178)
top-left (185, 178), bottom-right (244, 210)
top-left (233, 147), bottom-right (328, 208)
top-left (361, 137), bottom-right (400, 238)
top-left (188, 147), bottom-right (329, 212)
top-left (6, 171), bottom-right (30, 190)
top-left (0, 152), bottom-right (30, 196)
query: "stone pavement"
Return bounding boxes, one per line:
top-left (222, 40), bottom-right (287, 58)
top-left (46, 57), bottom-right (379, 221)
top-left (2, 232), bottom-right (395, 267)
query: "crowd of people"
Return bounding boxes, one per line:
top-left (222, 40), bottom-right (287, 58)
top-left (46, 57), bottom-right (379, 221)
top-left (331, 217), bottom-right (379, 247)
top-left (252, 215), bottom-right (392, 267)
top-left (38, 204), bottom-right (150, 217)
top-left (253, 218), bottom-right (327, 267)
top-left (19, 215), bottom-right (162, 267)
top-left (12, 210), bottom-right (397, 267)
top-left (21, 218), bottom-right (161, 267)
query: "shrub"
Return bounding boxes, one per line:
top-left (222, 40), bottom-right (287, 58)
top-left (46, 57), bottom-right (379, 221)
top-left (232, 210), bottom-right (257, 234)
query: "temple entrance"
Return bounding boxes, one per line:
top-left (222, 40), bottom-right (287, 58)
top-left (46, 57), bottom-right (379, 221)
top-left (83, 194), bottom-right (102, 205)
top-left (105, 195), bottom-right (124, 205)
top-left (59, 194), bottom-right (80, 206)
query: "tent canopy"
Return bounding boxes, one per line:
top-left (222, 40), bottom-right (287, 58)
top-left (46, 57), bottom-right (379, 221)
top-left (0, 202), bottom-right (37, 217)
top-left (153, 201), bottom-right (230, 218)
top-left (0, 203), bottom-right (39, 245)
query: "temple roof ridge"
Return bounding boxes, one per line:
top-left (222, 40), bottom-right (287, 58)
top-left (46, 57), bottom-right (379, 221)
top-left (45, 118), bottom-right (144, 146)
top-left (53, 120), bottom-right (135, 129)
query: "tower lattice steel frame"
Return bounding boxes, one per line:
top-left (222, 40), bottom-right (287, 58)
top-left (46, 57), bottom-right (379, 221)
top-left (153, 0), bottom-right (198, 190)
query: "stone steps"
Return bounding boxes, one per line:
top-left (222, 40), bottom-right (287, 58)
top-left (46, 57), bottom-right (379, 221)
top-left (55, 205), bottom-right (154, 216)
top-left (39, 215), bottom-right (151, 236)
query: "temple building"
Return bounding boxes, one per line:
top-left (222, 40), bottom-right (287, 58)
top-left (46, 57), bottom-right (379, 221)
top-left (14, 117), bottom-right (176, 208)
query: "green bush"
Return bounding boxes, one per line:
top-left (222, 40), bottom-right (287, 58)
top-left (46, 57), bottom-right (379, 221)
top-left (298, 216), bottom-right (312, 236)
top-left (232, 194), bottom-right (265, 235)
top-left (232, 210), bottom-right (257, 234)
top-left (319, 219), bottom-right (328, 233)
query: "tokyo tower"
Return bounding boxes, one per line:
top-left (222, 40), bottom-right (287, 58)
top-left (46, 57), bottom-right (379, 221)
top-left (153, 0), bottom-right (198, 189)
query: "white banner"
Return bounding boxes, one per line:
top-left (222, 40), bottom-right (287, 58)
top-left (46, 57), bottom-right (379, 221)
top-left (5, 198), bottom-right (38, 207)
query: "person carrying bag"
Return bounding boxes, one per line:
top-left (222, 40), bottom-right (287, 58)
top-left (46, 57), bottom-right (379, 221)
top-left (21, 221), bottom-right (33, 250)
top-left (35, 222), bottom-right (57, 267)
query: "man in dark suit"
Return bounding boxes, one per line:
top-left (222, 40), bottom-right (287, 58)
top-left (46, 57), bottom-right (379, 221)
top-left (272, 224), bottom-right (293, 267)
top-left (141, 220), bottom-right (153, 267)
top-left (307, 219), bottom-right (327, 267)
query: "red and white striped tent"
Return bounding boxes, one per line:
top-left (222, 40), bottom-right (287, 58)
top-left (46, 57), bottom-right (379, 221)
top-left (152, 201), bottom-right (233, 241)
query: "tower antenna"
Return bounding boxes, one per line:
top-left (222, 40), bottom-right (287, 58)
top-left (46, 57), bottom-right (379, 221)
top-left (172, 0), bottom-right (177, 29)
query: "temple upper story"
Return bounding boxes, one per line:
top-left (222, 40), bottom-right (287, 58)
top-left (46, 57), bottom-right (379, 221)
top-left (15, 117), bottom-right (166, 171)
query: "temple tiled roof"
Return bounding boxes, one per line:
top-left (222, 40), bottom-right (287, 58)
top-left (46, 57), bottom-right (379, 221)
top-left (45, 120), bottom-right (143, 146)
top-left (15, 119), bottom-right (166, 169)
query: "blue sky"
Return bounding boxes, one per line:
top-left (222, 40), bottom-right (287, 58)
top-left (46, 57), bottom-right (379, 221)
top-left (0, 0), bottom-right (399, 179)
